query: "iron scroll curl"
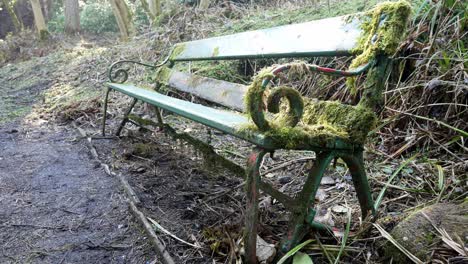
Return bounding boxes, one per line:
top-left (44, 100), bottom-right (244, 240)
top-left (107, 48), bottom-right (174, 83)
top-left (246, 61), bottom-right (374, 131)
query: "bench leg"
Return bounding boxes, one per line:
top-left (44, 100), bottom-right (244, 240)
top-left (116, 98), bottom-right (138, 136)
top-left (280, 152), bottom-right (334, 253)
top-left (154, 107), bottom-right (164, 127)
top-left (341, 152), bottom-right (375, 218)
top-left (101, 87), bottom-right (112, 136)
top-left (244, 148), bottom-right (267, 264)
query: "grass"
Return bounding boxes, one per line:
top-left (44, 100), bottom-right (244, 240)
top-left (0, 61), bottom-right (47, 124)
top-left (374, 153), bottom-right (419, 211)
top-left (214, 0), bottom-right (385, 36)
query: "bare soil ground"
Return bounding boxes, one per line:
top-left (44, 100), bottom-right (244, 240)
top-left (0, 79), bottom-right (156, 263)
top-left (92, 113), bottom-right (359, 263)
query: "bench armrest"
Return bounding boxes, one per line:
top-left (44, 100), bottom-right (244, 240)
top-left (108, 57), bottom-right (171, 83)
top-left (246, 61), bottom-right (374, 131)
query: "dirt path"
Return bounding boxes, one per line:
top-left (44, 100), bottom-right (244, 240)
top-left (0, 59), bottom-right (156, 263)
top-left (0, 121), bottom-right (154, 263)
top-left (0, 121), bottom-right (156, 263)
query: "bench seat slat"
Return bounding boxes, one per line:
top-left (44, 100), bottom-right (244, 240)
top-left (108, 82), bottom-right (250, 135)
top-left (172, 15), bottom-right (361, 61)
top-left (107, 83), bottom-right (354, 151)
top-left (166, 70), bottom-right (247, 112)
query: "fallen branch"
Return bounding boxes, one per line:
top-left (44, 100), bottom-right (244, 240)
top-left (73, 122), bottom-right (175, 264)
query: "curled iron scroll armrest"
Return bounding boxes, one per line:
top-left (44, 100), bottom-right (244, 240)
top-left (107, 48), bottom-right (174, 83)
top-left (246, 60), bottom-right (374, 131)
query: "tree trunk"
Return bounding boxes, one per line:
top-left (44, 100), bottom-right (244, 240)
top-left (199, 0), bottom-right (211, 9)
top-left (42, 0), bottom-right (54, 20)
top-left (109, 0), bottom-right (134, 41)
top-left (64, 0), bottom-right (80, 34)
top-left (29, 0), bottom-right (49, 39)
top-left (138, 0), bottom-right (155, 22)
top-left (148, 0), bottom-right (160, 16)
top-left (1, 0), bottom-right (23, 32)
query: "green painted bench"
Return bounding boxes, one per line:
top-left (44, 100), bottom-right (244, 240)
top-left (102, 2), bottom-right (410, 262)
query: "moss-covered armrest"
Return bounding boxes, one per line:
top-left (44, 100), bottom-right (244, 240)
top-left (244, 62), bottom-right (374, 132)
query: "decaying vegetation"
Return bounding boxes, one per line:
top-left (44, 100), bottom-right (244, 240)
top-left (0, 0), bottom-right (466, 263)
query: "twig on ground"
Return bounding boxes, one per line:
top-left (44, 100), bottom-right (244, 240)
top-left (73, 122), bottom-right (175, 264)
top-left (147, 217), bottom-right (201, 249)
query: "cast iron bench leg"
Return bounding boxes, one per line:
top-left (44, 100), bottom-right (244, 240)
top-left (244, 148), bottom-right (267, 264)
top-left (116, 98), bottom-right (138, 136)
top-left (341, 152), bottom-right (375, 218)
top-left (280, 152), bottom-right (334, 254)
top-left (101, 87), bottom-right (112, 136)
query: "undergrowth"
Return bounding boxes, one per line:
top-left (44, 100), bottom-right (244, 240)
top-left (0, 0), bottom-right (466, 262)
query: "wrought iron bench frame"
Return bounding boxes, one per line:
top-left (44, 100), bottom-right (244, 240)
top-left (101, 3), bottom-right (410, 262)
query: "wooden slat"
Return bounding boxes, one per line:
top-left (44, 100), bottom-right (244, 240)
top-left (172, 15), bottom-right (361, 61)
top-left (166, 70), bottom-right (247, 112)
top-left (106, 82), bottom-right (250, 139)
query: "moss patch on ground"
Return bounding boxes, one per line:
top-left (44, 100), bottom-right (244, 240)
top-left (385, 202), bottom-right (468, 263)
top-left (40, 84), bottom-right (102, 121)
top-left (0, 59), bottom-right (53, 124)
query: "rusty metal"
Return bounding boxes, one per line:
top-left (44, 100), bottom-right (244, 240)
top-left (244, 148), bottom-right (267, 264)
top-left (280, 152), bottom-right (334, 253)
top-left (102, 7), bottom-right (397, 259)
top-left (340, 152), bottom-right (375, 218)
top-left (108, 60), bottom-right (158, 83)
top-left (107, 47), bottom-right (174, 83)
top-left (271, 60), bottom-right (374, 77)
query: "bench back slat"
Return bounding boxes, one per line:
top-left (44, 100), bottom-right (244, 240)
top-left (171, 15), bottom-right (361, 61)
top-left (165, 70), bottom-right (247, 112)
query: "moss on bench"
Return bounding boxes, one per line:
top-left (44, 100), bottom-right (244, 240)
top-left (155, 60), bottom-right (249, 86)
top-left (239, 99), bottom-right (376, 149)
top-left (351, 0), bottom-right (411, 66)
top-left (348, 0), bottom-right (412, 90)
top-left (239, 1), bottom-right (411, 148)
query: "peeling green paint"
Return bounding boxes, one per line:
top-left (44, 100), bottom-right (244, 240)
top-left (154, 66), bottom-right (173, 85)
top-left (170, 44), bottom-right (186, 61)
top-left (212, 47), bottom-right (220, 57)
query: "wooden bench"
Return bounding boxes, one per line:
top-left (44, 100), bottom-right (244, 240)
top-left (102, 2), bottom-right (410, 262)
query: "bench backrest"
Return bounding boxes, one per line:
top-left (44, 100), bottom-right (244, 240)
top-left (159, 15), bottom-right (366, 111)
top-left (169, 15), bottom-right (362, 61)
top-left (158, 1), bottom-right (411, 112)
top-left (165, 70), bottom-right (247, 112)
